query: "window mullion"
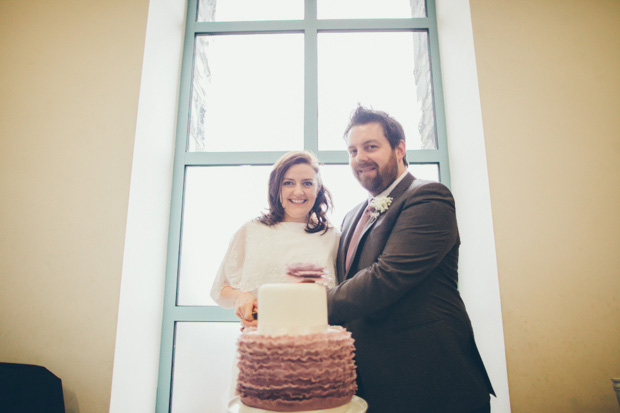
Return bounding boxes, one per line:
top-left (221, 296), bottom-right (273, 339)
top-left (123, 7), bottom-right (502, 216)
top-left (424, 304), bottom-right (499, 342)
top-left (173, 306), bottom-right (239, 322)
top-left (184, 151), bottom-right (292, 166)
top-left (316, 149), bottom-right (446, 165)
top-left (316, 18), bottom-right (431, 31)
top-left (194, 20), bottom-right (306, 34)
top-left (155, 0), bottom-right (198, 411)
top-left (425, 0), bottom-right (451, 187)
top-left (304, 20), bottom-right (319, 153)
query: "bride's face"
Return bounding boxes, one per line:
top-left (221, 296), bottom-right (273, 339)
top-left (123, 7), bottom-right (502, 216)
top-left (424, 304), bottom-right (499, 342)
top-left (279, 163), bottom-right (319, 223)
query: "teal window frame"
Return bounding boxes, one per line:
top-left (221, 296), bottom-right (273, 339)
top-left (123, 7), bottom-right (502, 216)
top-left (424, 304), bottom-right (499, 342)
top-left (156, 1), bottom-right (450, 411)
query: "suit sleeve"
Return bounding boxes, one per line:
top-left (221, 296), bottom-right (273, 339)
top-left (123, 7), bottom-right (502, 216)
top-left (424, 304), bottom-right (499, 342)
top-left (327, 182), bottom-right (459, 324)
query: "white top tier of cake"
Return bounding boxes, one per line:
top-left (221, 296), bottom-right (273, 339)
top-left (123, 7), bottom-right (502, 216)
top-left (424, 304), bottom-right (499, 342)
top-left (257, 283), bottom-right (328, 336)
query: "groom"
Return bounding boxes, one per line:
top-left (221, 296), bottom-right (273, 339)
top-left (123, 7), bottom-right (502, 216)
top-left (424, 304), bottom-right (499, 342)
top-left (326, 106), bottom-right (495, 412)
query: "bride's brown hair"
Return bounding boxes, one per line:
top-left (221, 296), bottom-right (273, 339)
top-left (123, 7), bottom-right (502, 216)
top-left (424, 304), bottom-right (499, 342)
top-left (258, 151), bottom-right (332, 234)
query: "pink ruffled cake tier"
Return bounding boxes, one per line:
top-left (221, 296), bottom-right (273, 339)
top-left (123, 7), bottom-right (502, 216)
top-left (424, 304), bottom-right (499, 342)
top-left (237, 326), bottom-right (357, 412)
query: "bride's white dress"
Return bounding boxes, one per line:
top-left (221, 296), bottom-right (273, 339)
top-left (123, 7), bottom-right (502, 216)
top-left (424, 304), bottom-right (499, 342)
top-left (209, 220), bottom-right (340, 400)
top-left (210, 220), bottom-right (339, 305)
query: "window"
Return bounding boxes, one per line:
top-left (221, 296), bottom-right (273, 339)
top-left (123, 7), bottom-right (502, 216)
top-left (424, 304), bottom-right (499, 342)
top-left (156, 0), bottom-right (450, 410)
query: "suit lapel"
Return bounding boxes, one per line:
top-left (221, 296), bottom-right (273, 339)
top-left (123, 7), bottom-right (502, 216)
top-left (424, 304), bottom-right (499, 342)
top-left (387, 172), bottom-right (415, 201)
top-left (342, 173), bottom-right (416, 279)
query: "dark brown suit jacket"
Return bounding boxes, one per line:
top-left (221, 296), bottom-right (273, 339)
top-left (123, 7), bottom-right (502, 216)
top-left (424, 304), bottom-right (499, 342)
top-left (327, 173), bottom-right (494, 412)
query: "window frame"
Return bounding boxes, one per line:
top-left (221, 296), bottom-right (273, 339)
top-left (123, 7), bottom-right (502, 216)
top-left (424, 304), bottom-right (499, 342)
top-left (155, 0), bottom-right (450, 410)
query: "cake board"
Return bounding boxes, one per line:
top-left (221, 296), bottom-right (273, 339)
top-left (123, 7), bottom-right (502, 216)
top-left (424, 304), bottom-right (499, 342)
top-left (227, 396), bottom-right (368, 413)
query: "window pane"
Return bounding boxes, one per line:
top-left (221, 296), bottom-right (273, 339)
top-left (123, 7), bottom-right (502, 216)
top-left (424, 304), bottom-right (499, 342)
top-left (171, 322), bottom-right (240, 412)
top-left (317, 31), bottom-right (437, 151)
top-left (317, 0), bottom-right (426, 19)
top-left (197, 0), bottom-right (304, 22)
top-left (177, 166), bottom-right (271, 306)
top-left (321, 165), bottom-right (368, 227)
top-left (409, 163), bottom-right (439, 182)
top-left (188, 34), bottom-right (304, 152)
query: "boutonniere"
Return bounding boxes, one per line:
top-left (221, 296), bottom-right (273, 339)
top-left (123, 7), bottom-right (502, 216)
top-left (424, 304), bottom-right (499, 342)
top-left (369, 196), bottom-right (393, 219)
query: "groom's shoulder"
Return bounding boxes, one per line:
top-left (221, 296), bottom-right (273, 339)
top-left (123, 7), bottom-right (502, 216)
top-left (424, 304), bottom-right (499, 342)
top-left (402, 178), bottom-right (455, 204)
top-left (407, 177), bottom-right (450, 192)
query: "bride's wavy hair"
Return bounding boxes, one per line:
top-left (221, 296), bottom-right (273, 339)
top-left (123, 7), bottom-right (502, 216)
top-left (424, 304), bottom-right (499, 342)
top-left (258, 151), bottom-right (333, 234)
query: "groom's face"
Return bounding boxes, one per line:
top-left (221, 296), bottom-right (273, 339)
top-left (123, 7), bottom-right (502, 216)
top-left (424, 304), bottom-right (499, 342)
top-left (346, 122), bottom-right (406, 196)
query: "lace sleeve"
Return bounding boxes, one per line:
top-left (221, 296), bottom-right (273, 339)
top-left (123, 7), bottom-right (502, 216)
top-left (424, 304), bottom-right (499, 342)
top-left (209, 223), bottom-right (248, 308)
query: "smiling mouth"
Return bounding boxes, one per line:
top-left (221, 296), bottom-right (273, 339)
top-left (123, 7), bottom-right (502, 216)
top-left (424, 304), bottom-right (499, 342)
top-left (358, 166), bottom-right (376, 174)
top-left (289, 199), bottom-right (306, 204)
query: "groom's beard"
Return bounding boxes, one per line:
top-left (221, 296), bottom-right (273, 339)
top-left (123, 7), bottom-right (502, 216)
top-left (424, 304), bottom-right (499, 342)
top-left (354, 151), bottom-right (400, 195)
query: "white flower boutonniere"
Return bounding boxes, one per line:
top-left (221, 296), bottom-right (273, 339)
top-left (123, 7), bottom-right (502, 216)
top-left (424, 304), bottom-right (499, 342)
top-left (369, 196), bottom-right (393, 219)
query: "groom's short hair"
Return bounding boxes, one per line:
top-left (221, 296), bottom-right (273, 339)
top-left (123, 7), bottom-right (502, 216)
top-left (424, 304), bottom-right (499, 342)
top-left (343, 105), bottom-right (408, 167)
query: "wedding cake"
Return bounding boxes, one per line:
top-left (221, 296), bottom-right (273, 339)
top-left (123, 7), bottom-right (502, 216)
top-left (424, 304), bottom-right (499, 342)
top-left (234, 282), bottom-right (361, 412)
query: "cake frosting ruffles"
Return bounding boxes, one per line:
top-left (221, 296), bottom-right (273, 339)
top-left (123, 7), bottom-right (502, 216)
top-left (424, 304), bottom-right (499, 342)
top-left (237, 326), bottom-right (357, 411)
top-left (235, 282), bottom-right (358, 412)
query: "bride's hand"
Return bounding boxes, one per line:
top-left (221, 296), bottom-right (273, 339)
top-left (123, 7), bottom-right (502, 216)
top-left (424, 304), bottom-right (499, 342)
top-left (234, 291), bottom-right (258, 327)
top-left (240, 302), bottom-right (258, 328)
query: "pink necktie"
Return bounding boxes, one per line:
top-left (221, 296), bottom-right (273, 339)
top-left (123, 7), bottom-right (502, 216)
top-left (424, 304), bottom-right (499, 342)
top-left (345, 204), bottom-right (374, 272)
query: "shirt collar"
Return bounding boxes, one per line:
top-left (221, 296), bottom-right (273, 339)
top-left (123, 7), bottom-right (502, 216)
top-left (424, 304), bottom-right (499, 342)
top-left (367, 170), bottom-right (408, 202)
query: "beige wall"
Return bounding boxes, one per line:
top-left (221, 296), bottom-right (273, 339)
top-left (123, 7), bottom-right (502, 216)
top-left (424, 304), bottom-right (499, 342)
top-left (469, 0), bottom-right (620, 411)
top-left (0, 1), bottom-right (148, 412)
top-left (1, 0), bottom-right (618, 412)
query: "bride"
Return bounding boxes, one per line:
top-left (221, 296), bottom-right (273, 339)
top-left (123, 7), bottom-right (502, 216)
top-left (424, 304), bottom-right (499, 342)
top-left (210, 150), bottom-right (339, 327)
